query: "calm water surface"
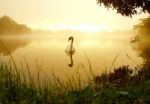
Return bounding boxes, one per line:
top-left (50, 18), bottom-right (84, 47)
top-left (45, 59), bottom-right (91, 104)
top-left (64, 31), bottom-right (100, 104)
top-left (0, 34), bottom-right (143, 81)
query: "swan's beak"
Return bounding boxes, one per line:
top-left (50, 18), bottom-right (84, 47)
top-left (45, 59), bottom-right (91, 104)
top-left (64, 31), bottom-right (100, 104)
top-left (68, 36), bottom-right (73, 41)
top-left (68, 37), bottom-right (71, 41)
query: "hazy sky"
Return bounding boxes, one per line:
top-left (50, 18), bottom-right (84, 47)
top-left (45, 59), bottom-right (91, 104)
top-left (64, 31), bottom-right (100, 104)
top-left (0, 0), bottom-right (148, 32)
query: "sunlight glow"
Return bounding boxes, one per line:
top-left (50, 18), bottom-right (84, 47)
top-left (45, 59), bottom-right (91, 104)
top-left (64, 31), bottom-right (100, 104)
top-left (79, 39), bottom-right (116, 49)
top-left (79, 39), bottom-right (101, 48)
top-left (0, 0), bottom-right (148, 32)
top-left (45, 24), bottom-right (107, 32)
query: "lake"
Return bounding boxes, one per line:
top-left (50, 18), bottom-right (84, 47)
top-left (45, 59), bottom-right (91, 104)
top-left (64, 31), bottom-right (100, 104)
top-left (0, 33), bottom-right (143, 82)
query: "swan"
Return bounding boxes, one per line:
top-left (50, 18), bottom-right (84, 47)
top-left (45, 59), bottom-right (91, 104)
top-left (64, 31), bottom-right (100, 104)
top-left (65, 36), bottom-right (75, 55)
top-left (65, 36), bottom-right (75, 67)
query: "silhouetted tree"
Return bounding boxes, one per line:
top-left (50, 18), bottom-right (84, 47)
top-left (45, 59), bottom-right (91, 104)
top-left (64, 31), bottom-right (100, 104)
top-left (134, 16), bottom-right (150, 65)
top-left (0, 15), bottom-right (31, 35)
top-left (134, 16), bottom-right (150, 35)
top-left (96, 0), bottom-right (150, 17)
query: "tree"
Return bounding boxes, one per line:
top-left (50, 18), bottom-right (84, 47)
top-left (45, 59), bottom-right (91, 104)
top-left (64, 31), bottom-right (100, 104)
top-left (134, 16), bottom-right (150, 35)
top-left (96, 0), bottom-right (150, 17)
top-left (133, 16), bottom-right (150, 65)
top-left (0, 15), bottom-right (32, 35)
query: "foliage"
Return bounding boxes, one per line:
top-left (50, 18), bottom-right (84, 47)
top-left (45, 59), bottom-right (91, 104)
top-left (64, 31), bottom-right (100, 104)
top-left (134, 16), bottom-right (150, 35)
top-left (133, 16), bottom-right (150, 65)
top-left (94, 65), bottom-right (133, 87)
top-left (1, 61), bottom-right (150, 103)
top-left (96, 0), bottom-right (150, 17)
top-left (0, 15), bottom-right (32, 35)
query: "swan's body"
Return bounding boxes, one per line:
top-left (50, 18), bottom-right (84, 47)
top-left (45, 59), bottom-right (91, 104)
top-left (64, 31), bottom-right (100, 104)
top-left (65, 36), bottom-right (75, 55)
top-left (65, 36), bottom-right (75, 67)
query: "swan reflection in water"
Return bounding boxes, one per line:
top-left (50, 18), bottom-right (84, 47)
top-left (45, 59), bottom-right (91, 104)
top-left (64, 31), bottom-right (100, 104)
top-left (65, 36), bottom-right (75, 67)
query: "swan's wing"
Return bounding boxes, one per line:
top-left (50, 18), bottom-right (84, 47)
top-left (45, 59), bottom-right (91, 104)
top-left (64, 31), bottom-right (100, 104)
top-left (65, 45), bottom-right (75, 55)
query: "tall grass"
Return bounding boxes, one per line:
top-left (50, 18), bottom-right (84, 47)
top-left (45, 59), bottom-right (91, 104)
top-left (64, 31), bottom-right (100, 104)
top-left (0, 59), bottom-right (94, 103)
top-left (0, 58), bottom-right (150, 103)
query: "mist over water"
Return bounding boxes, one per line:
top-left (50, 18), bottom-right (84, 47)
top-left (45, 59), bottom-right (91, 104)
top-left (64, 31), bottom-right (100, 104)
top-left (0, 32), bottom-right (143, 81)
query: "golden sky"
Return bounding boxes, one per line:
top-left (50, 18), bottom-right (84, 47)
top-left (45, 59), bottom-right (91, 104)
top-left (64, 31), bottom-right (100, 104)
top-left (0, 0), bottom-right (148, 32)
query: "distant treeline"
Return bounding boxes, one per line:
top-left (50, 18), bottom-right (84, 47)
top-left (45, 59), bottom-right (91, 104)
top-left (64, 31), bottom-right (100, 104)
top-left (0, 15), bottom-right (32, 35)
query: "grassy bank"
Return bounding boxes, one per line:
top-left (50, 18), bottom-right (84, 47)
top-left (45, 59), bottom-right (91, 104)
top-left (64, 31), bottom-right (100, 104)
top-left (0, 61), bottom-right (150, 104)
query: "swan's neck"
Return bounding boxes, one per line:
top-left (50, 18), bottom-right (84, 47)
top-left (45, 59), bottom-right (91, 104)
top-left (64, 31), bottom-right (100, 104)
top-left (70, 39), bottom-right (73, 49)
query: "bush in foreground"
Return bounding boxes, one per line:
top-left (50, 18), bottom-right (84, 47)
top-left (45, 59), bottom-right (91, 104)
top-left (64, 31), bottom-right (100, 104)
top-left (0, 62), bottom-right (150, 104)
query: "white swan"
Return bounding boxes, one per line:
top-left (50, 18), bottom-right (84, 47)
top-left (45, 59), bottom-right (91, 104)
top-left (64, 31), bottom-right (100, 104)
top-left (65, 36), bottom-right (75, 67)
top-left (65, 36), bottom-right (75, 55)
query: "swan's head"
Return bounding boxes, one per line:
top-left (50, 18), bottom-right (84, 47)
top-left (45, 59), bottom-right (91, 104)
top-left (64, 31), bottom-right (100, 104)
top-left (68, 36), bottom-right (74, 41)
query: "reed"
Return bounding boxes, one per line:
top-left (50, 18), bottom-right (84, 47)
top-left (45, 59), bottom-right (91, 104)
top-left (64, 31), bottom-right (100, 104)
top-left (0, 58), bottom-right (150, 103)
